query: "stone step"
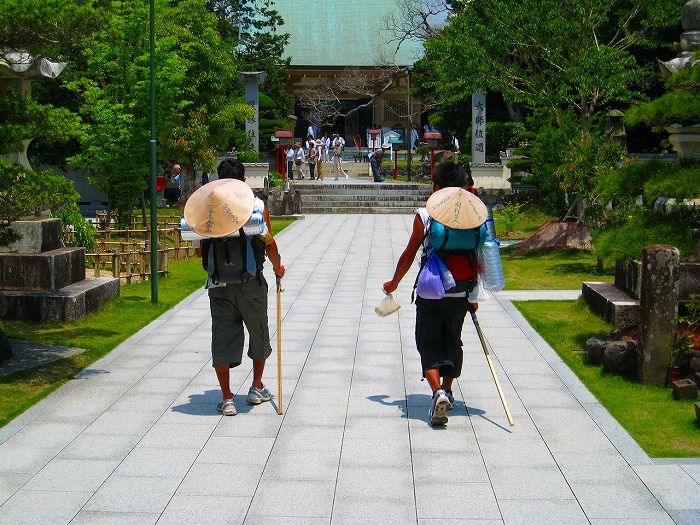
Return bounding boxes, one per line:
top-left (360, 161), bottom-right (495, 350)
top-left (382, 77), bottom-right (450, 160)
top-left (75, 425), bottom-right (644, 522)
top-left (303, 206), bottom-right (418, 214)
top-left (302, 201), bottom-right (422, 212)
top-left (290, 181), bottom-right (430, 190)
top-left (3, 276), bottom-right (120, 322)
top-left (290, 179), bottom-right (431, 214)
top-left (302, 194), bottom-right (427, 202)
top-left (582, 281), bottom-right (640, 329)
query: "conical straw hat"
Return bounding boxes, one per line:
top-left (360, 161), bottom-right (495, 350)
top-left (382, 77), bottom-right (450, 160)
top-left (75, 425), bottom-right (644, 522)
top-left (426, 187), bottom-right (488, 230)
top-left (184, 178), bottom-right (255, 238)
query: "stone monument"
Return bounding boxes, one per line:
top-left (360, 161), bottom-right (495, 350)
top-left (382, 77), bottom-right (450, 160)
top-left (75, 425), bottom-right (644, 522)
top-left (237, 71), bottom-right (267, 153)
top-left (0, 52), bottom-right (120, 324)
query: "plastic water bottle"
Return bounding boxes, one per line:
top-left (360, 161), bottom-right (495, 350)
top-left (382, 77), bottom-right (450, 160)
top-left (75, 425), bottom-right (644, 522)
top-left (180, 217), bottom-right (205, 241)
top-left (484, 217), bottom-right (496, 242)
top-left (480, 239), bottom-right (505, 291)
top-left (242, 209), bottom-right (265, 236)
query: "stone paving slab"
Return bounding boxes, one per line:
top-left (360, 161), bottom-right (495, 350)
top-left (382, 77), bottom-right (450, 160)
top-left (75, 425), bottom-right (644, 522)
top-left (0, 214), bottom-right (698, 525)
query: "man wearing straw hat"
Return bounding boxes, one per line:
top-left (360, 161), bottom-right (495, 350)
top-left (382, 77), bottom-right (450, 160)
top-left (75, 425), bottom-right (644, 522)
top-left (185, 159), bottom-right (285, 416)
top-left (383, 161), bottom-right (487, 426)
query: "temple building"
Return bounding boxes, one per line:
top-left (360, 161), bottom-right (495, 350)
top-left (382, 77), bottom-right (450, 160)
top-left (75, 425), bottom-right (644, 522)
top-left (274, 1), bottom-right (424, 145)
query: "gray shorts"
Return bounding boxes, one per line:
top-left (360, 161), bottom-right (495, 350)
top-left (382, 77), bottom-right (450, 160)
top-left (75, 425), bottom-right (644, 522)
top-left (208, 277), bottom-right (272, 368)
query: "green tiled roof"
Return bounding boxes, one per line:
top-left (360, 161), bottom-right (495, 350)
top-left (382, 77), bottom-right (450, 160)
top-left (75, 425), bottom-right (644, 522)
top-left (273, 1), bottom-right (424, 67)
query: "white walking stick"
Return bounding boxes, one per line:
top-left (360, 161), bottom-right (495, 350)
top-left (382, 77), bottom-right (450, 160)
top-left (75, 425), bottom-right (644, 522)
top-left (276, 270), bottom-right (283, 415)
top-left (470, 311), bottom-right (514, 427)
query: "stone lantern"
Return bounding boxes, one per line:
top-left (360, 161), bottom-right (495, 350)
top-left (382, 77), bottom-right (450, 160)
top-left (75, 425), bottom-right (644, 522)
top-left (0, 51), bottom-right (66, 168)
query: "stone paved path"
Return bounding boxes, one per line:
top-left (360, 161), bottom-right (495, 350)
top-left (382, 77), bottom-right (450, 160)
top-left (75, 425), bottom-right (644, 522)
top-left (1, 214), bottom-right (699, 524)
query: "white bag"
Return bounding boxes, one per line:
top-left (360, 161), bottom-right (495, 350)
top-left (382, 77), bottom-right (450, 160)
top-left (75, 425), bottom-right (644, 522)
top-left (468, 276), bottom-right (490, 302)
top-left (375, 293), bottom-right (401, 317)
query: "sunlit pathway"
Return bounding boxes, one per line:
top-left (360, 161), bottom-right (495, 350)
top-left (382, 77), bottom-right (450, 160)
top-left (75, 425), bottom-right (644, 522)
top-left (1, 214), bottom-right (698, 524)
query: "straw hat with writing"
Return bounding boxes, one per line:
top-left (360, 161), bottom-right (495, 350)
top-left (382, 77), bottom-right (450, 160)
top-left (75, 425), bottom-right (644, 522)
top-left (183, 178), bottom-right (255, 238)
top-left (426, 187), bottom-right (488, 230)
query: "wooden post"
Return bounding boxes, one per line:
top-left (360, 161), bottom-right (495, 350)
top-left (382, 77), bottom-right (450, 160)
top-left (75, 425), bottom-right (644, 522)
top-left (126, 249), bottom-right (132, 284)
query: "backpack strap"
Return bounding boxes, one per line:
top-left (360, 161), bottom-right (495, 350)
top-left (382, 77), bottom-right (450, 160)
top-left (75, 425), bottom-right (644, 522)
top-left (206, 240), bottom-right (219, 287)
top-left (240, 228), bottom-right (257, 282)
top-left (411, 225), bottom-right (431, 303)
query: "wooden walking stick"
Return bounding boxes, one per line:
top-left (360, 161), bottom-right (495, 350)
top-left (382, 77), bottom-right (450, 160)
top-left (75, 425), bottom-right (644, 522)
top-left (470, 311), bottom-right (515, 427)
top-left (276, 270), bottom-right (283, 415)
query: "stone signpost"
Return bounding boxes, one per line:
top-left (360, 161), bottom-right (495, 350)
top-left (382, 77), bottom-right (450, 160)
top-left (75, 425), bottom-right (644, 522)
top-left (638, 245), bottom-right (681, 386)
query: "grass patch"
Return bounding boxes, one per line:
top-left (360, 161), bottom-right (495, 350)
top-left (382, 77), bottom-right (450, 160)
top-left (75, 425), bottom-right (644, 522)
top-left (514, 298), bottom-right (700, 458)
top-left (501, 247), bottom-right (613, 290)
top-left (0, 218), bottom-right (295, 428)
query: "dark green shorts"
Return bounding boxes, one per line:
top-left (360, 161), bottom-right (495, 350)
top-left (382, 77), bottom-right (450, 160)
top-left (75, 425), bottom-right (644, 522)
top-left (208, 277), bottom-right (272, 368)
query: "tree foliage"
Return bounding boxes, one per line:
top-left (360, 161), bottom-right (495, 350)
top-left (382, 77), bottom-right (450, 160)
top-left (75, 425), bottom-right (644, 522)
top-left (423, 0), bottom-right (685, 139)
top-left (206, 0), bottom-right (292, 152)
top-left (0, 159), bottom-right (80, 224)
top-left (625, 52), bottom-right (700, 129)
top-left (592, 158), bottom-right (700, 262)
top-left (0, 88), bottom-right (81, 155)
top-left (0, 0), bottom-right (101, 57)
top-left (65, 0), bottom-right (252, 219)
top-left (0, 0), bottom-right (94, 246)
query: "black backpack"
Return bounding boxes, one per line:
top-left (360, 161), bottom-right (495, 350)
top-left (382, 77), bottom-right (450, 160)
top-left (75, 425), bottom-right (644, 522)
top-left (201, 229), bottom-right (266, 286)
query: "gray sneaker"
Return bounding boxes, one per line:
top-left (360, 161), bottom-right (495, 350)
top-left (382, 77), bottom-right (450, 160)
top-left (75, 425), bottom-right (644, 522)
top-left (247, 384), bottom-right (272, 405)
top-left (430, 389), bottom-right (450, 426)
top-left (445, 390), bottom-right (455, 410)
top-left (217, 398), bottom-right (237, 416)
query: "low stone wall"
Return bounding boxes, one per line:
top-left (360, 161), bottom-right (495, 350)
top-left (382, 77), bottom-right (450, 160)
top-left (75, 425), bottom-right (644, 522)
top-left (615, 259), bottom-right (700, 301)
top-left (0, 217), bottom-right (119, 322)
top-left (0, 248), bottom-right (85, 291)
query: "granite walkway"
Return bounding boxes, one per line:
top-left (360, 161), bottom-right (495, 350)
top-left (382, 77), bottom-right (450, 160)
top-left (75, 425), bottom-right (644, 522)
top-left (1, 214), bottom-right (699, 525)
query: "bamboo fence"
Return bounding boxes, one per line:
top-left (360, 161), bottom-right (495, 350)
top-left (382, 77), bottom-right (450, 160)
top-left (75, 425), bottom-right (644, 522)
top-left (83, 211), bottom-right (195, 284)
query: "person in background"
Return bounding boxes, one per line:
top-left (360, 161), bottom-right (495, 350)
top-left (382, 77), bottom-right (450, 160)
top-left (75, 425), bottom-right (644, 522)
top-left (411, 124), bottom-right (420, 151)
top-left (354, 134), bottom-right (364, 162)
top-left (171, 163), bottom-right (182, 201)
top-left (322, 132), bottom-right (331, 162)
top-left (315, 139), bottom-right (325, 182)
top-left (332, 134), bottom-right (348, 180)
top-left (332, 133), bottom-right (347, 180)
top-left (308, 139), bottom-right (317, 180)
top-left (293, 141), bottom-right (306, 180)
top-left (369, 147), bottom-right (384, 182)
top-left (285, 145), bottom-right (295, 180)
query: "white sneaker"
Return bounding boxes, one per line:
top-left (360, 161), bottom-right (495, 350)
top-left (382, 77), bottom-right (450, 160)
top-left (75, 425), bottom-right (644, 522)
top-left (247, 384), bottom-right (272, 405)
top-left (430, 389), bottom-right (449, 426)
top-left (217, 398), bottom-right (237, 416)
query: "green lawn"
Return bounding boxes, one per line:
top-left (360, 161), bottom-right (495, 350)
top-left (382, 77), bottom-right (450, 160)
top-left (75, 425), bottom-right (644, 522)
top-left (515, 299), bottom-right (700, 458)
top-left (501, 246), bottom-right (614, 290)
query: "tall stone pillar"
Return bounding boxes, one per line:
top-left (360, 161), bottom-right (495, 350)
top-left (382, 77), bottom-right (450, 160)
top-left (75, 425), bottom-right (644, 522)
top-left (638, 245), bottom-right (681, 385)
top-left (237, 71), bottom-right (267, 152)
top-left (471, 91), bottom-right (486, 165)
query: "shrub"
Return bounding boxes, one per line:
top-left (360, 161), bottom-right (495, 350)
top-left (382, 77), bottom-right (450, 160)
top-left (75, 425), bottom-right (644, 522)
top-left (0, 159), bottom-right (81, 248)
top-left (268, 171), bottom-right (283, 188)
top-left (494, 203), bottom-right (526, 234)
top-left (237, 150), bottom-right (261, 163)
top-left (592, 209), bottom-right (696, 264)
top-left (53, 209), bottom-right (97, 252)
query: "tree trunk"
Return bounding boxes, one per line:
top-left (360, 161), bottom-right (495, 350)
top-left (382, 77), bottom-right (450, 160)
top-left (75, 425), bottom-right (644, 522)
top-left (504, 98), bottom-right (524, 123)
